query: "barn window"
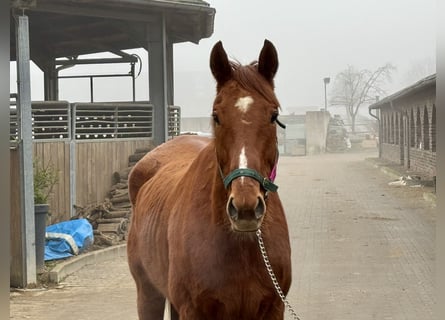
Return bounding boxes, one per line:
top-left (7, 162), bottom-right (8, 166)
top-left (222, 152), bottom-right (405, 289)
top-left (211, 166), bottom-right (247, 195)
top-left (387, 113), bottom-right (391, 143)
top-left (423, 106), bottom-right (430, 150)
top-left (382, 114), bottom-right (388, 143)
top-left (410, 108), bottom-right (415, 147)
top-left (432, 104), bottom-right (436, 152)
top-left (386, 114), bottom-right (390, 144)
top-left (416, 108), bottom-right (422, 148)
top-left (381, 113), bottom-right (386, 143)
top-left (387, 113), bottom-right (391, 144)
top-left (392, 113), bottom-right (396, 144)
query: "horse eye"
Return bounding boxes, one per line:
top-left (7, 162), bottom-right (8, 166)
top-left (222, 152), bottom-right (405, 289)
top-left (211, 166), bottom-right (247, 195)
top-left (271, 112), bottom-right (278, 123)
top-left (212, 112), bottom-right (220, 125)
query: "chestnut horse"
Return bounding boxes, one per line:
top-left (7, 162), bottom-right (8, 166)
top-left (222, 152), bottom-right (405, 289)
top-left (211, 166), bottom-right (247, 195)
top-left (127, 40), bottom-right (291, 320)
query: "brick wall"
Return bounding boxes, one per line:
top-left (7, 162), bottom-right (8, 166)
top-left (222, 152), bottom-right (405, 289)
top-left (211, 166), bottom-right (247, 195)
top-left (410, 148), bottom-right (436, 177)
top-left (378, 85), bottom-right (436, 178)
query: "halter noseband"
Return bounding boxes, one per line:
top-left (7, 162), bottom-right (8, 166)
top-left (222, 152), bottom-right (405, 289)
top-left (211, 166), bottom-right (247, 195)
top-left (222, 167), bottom-right (278, 193)
top-left (218, 150), bottom-right (280, 193)
top-left (215, 114), bottom-right (285, 194)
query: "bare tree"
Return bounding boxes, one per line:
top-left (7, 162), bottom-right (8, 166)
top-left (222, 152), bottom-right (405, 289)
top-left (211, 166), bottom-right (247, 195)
top-left (330, 63), bottom-right (396, 133)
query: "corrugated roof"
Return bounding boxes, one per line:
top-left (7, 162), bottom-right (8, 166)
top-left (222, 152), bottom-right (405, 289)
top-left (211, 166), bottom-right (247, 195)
top-left (369, 73), bottom-right (436, 110)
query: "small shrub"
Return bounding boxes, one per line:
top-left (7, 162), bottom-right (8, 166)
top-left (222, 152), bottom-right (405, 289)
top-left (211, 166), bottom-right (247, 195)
top-left (33, 159), bottom-right (59, 205)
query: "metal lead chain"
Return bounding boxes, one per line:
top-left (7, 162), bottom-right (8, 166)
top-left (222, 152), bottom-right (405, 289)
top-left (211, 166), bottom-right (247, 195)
top-left (256, 230), bottom-right (301, 320)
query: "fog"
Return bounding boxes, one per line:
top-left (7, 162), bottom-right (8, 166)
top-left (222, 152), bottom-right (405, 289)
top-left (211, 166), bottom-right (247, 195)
top-left (10, 0), bottom-right (436, 118)
top-left (174, 0), bottom-right (435, 117)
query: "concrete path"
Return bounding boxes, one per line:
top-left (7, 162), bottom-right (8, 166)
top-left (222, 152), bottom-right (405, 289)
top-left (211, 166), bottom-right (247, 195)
top-left (10, 150), bottom-right (435, 320)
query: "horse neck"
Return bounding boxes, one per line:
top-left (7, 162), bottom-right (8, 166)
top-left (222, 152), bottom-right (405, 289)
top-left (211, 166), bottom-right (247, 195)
top-left (188, 141), bottom-right (232, 225)
top-left (202, 141), bottom-right (227, 208)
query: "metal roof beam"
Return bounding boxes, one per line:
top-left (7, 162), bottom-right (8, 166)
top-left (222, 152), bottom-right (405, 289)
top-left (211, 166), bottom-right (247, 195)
top-left (55, 56), bottom-right (138, 66)
top-left (28, 4), bottom-right (159, 22)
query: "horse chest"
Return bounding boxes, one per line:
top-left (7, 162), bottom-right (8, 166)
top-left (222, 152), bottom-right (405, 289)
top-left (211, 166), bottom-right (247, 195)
top-left (169, 234), bottom-right (286, 318)
top-left (173, 273), bottom-right (279, 319)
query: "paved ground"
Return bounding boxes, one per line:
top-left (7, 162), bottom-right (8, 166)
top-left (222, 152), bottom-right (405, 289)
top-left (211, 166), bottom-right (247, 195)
top-left (10, 150), bottom-right (436, 320)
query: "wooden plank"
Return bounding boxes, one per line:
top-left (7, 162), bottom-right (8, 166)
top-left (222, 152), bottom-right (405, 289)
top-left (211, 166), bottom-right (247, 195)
top-left (33, 141), bottom-right (71, 223)
top-left (97, 222), bottom-right (121, 233)
top-left (49, 142), bottom-right (59, 221)
top-left (87, 142), bottom-right (93, 205)
top-left (64, 142), bottom-right (70, 218)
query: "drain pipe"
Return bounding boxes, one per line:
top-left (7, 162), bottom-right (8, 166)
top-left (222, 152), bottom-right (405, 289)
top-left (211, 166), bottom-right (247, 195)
top-left (369, 98), bottom-right (382, 158)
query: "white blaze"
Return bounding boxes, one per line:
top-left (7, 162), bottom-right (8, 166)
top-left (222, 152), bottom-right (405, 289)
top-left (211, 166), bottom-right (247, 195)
top-left (239, 147), bottom-right (248, 185)
top-left (239, 147), bottom-right (248, 168)
top-left (235, 96), bottom-right (254, 113)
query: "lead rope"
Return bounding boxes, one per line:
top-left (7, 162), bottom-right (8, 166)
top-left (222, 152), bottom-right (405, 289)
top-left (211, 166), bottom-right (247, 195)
top-left (256, 230), bottom-right (301, 320)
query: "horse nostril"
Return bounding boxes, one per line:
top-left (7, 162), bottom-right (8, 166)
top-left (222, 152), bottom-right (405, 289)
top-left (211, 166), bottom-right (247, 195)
top-left (227, 197), bottom-right (238, 220)
top-left (255, 196), bottom-right (266, 219)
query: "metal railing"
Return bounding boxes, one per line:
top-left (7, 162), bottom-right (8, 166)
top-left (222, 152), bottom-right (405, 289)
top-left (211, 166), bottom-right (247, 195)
top-left (72, 102), bottom-right (153, 139)
top-left (10, 101), bottom-right (71, 142)
top-left (10, 101), bottom-right (181, 141)
top-left (168, 105), bottom-right (181, 137)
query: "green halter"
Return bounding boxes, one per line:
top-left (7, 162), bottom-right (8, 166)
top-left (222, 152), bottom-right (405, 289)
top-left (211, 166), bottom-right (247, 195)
top-left (222, 168), bottom-right (278, 192)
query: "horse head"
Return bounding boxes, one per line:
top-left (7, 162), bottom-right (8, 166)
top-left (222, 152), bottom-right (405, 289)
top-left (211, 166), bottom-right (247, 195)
top-left (210, 40), bottom-right (282, 233)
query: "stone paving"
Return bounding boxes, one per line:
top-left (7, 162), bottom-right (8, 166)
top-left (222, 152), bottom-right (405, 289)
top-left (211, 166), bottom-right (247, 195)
top-left (10, 150), bottom-right (436, 320)
top-left (279, 151), bottom-right (435, 320)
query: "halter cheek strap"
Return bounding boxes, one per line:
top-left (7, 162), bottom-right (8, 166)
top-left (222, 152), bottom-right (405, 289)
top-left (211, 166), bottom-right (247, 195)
top-left (269, 161), bottom-right (278, 182)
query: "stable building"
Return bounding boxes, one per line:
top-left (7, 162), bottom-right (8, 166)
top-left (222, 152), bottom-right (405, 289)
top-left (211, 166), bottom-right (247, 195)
top-left (10, 0), bottom-right (215, 287)
top-left (369, 74), bottom-right (436, 178)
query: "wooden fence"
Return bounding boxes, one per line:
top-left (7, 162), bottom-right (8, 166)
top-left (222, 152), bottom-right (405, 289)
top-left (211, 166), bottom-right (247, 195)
top-left (29, 139), bottom-right (152, 223)
top-left (10, 101), bottom-right (179, 286)
top-left (10, 138), bottom-right (153, 286)
top-left (10, 101), bottom-right (180, 223)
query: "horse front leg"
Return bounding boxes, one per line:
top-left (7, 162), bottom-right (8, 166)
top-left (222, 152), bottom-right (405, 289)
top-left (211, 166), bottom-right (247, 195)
top-left (134, 277), bottom-right (166, 320)
top-left (128, 259), bottom-right (165, 319)
top-left (165, 300), bottom-right (180, 320)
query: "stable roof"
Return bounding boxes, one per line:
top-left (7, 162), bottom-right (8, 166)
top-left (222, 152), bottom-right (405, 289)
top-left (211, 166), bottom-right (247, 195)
top-left (369, 73), bottom-right (436, 110)
top-left (10, 0), bottom-right (215, 63)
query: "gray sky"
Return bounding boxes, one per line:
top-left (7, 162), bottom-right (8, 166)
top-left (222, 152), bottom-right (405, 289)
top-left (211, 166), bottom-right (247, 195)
top-left (174, 0), bottom-right (436, 117)
top-left (11, 0), bottom-right (436, 117)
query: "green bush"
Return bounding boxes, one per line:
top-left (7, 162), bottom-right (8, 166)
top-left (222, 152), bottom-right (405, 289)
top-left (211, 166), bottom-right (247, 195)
top-left (33, 159), bottom-right (59, 205)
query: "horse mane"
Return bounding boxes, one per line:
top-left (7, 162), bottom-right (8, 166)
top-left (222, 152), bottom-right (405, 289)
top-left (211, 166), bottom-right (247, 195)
top-left (229, 61), bottom-right (280, 107)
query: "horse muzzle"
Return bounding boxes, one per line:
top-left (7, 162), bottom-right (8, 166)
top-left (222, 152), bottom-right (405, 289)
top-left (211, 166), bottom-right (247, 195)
top-left (226, 194), bottom-right (266, 232)
top-left (220, 167), bottom-right (277, 232)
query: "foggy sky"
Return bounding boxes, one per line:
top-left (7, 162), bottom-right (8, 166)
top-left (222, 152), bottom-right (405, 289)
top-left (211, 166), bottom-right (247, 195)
top-left (174, 0), bottom-right (436, 117)
top-left (10, 0), bottom-right (436, 118)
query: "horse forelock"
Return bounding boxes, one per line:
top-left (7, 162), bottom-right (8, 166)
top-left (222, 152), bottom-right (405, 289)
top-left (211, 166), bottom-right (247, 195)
top-left (228, 61), bottom-right (280, 108)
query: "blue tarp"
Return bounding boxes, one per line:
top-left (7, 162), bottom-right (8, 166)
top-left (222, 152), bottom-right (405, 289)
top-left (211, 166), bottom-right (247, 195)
top-left (44, 219), bottom-right (94, 261)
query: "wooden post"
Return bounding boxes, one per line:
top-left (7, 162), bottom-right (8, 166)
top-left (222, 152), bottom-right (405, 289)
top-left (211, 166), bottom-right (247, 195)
top-left (15, 13), bottom-right (37, 286)
top-left (148, 14), bottom-right (169, 146)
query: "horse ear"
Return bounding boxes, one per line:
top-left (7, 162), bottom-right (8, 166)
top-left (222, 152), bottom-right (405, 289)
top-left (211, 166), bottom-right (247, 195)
top-left (258, 39), bottom-right (279, 84)
top-left (210, 41), bottom-right (232, 87)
